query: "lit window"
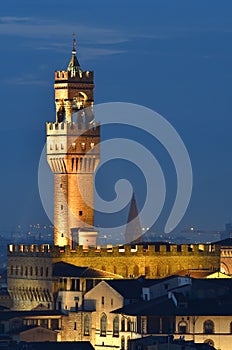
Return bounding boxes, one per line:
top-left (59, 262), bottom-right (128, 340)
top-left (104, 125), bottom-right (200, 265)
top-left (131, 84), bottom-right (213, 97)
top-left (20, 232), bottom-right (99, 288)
top-left (90, 142), bottom-right (95, 149)
top-left (81, 142), bottom-right (86, 150)
top-left (72, 142), bottom-right (76, 150)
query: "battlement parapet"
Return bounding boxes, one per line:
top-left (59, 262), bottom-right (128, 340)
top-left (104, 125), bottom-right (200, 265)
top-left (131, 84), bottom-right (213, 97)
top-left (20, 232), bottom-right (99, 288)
top-left (55, 70), bottom-right (94, 82)
top-left (46, 121), bottom-right (100, 136)
top-left (55, 70), bottom-right (93, 83)
top-left (8, 243), bottom-right (220, 257)
top-left (8, 244), bottom-right (52, 257)
top-left (50, 243), bottom-right (220, 258)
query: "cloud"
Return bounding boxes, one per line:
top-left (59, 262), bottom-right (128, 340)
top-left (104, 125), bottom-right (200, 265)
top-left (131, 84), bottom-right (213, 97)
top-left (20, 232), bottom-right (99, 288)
top-left (5, 76), bottom-right (49, 87)
top-left (0, 16), bottom-right (128, 45)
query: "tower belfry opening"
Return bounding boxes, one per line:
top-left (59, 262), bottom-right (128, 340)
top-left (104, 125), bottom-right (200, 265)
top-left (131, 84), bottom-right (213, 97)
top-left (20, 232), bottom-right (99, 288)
top-left (46, 39), bottom-right (100, 247)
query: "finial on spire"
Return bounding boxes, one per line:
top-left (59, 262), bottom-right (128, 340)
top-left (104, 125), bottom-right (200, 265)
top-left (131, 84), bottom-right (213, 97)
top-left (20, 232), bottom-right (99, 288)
top-left (72, 33), bottom-right (77, 53)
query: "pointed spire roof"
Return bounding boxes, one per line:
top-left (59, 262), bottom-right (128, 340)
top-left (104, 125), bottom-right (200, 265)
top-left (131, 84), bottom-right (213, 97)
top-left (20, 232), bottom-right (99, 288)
top-left (125, 193), bottom-right (142, 244)
top-left (67, 34), bottom-right (82, 76)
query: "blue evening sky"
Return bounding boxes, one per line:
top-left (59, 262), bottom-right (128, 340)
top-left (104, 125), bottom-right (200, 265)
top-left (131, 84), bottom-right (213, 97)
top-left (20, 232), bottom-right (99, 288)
top-left (1, 0), bottom-right (232, 235)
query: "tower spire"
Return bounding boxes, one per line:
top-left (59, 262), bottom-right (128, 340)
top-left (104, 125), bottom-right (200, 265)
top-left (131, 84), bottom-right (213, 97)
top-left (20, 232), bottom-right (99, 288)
top-left (125, 193), bottom-right (142, 244)
top-left (67, 33), bottom-right (81, 76)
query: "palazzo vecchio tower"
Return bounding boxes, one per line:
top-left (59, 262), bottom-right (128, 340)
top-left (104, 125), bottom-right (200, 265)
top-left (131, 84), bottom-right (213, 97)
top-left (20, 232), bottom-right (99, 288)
top-left (46, 38), bottom-right (100, 247)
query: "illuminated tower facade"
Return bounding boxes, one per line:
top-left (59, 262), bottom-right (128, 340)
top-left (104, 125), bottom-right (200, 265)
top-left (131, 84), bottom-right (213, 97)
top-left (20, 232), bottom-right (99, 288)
top-left (46, 39), bottom-right (100, 247)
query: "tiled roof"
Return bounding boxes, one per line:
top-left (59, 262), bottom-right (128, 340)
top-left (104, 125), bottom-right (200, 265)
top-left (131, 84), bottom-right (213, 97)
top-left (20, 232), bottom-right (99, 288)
top-left (20, 341), bottom-right (94, 350)
top-left (214, 238), bottom-right (232, 246)
top-left (106, 279), bottom-right (142, 299)
top-left (112, 292), bottom-right (232, 317)
top-left (0, 310), bottom-right (63, 321)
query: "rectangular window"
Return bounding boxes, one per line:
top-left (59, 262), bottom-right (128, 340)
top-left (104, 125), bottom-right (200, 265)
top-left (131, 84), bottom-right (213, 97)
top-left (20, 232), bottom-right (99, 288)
top-left (74, 322), bottom-right (77, 330)
top-left (102, 296), bottom-right (105, 305)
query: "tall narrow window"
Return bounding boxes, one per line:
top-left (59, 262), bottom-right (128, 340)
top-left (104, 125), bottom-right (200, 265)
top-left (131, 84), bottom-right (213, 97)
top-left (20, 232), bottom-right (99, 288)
top-left (121, 336), bottom-right (125, 350)
top-left (113, 316), bottom-right (119, 337)
top-left (121, 319), bottom-right (125, 331)
top-left (101, 296), bottom-right (104, 305)
top-left (100, 313), bottom-right (107, 336)
top-left (84, 315), bottom-right (90, 336)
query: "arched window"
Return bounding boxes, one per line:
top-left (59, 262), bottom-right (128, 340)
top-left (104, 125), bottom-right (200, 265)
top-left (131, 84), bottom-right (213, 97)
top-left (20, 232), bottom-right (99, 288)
top-left (35, 266), bottom-right (38, 276)
top-left (127, 318), bottom-right (131, 332)
top-left (121, 336), bottom-right (125, 350)
top-left (30, 266), bottom-right (33, 276)
top-left (84, 315), bottom-right (90, 336)
top-left (40, 267), bottom-right (43, 277)
top-left (121, 318), bottom-right (125, 331)
top-left (100, 313), bottom-right (107, 336)
top-left (178, 320), bottom-right (187, 333)
top-left (46, 267), bottom-right (49, 277)
top-left (25, 266), bottom-right (28, 276)
top-left (204, 320), bottom-right (214, 334)
top-left (113, 316), bottom-right (119, 337)
top-left (20, 266), bottom-right (23, 276)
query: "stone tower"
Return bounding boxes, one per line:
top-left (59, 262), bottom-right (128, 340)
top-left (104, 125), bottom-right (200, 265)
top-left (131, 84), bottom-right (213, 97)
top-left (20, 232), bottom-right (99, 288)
top-left (46, 38), bottom-right (100, 247)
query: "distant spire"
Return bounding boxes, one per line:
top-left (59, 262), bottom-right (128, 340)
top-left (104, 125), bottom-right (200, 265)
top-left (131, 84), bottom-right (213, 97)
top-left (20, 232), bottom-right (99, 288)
top-left (125, 193), bottom-right (142, 244)
top-left (67, 33), bottom-right (81, 76)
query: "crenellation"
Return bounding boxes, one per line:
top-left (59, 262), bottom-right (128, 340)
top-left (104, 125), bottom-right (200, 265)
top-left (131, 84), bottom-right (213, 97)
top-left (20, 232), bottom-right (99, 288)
top-left (46, 121), bottom-right (100, 135)
top-left (55, 70), bottom-right (93, 82)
